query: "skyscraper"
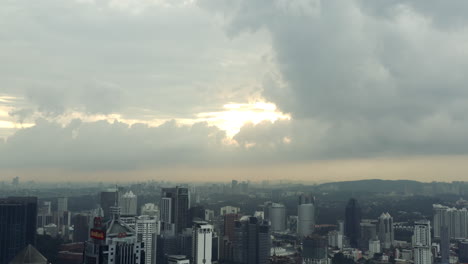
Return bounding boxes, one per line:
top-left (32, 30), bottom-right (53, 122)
top-left (345, 198), bottom-right (361, 248)
top-left (100, 188), bottom-right (121, 220)
top-left (120, 191), bottom-right (137, 216)
top-left (233, 216), bottom-right (271, 264)
top-left (57, 197), bottom-right (68, 214)
top-left (265, 202), bottom-right (286, 232)
top-left (161, 187), bottom-right (189, 234)
top-left (135, 215), bottom-right (159, 264)
top-left (377, 212), bottom-right (394, 249)
top-left (413, 220), bottom-right (432, 264)
top-left (141, 203), bottom-right (159, 218)
top-left (298, 196), bottom-right (315, 237)
top-left (0, 197), bottom-right (38, 264)
top-left (440, 226), bottom-right (449, 264)
top-left (192, 221), bottom-right (214, 264)
top-left (433, 204), bottom-right (468, 240)
top-left (302, 235), bottom-right (329, 264)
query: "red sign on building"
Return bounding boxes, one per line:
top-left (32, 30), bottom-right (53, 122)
top-left (90, 229), bottom-right (106, 240)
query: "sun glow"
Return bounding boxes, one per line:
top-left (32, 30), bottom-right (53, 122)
top-left (197, 102), bottom-right (290, 137)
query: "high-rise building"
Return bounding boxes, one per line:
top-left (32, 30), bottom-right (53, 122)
top-left (302, 235), bottom-right (329, 264)
top-left (345, 198), bottom-right (362, 248)
top-left (377, 213), bottom-right (394, 249)
top-left (440, 226), bottom-right (449, 264)
top-left (459, 240), bottom-right (468, 263)
top-left (233, 216), bottom-right (271, 264)
top-left (192, 221), bottom-right (213, 264)
top-left (141, 203), bottom-right (159, 218)
top-left (220, 206), bottom-right (240, 216)
top-left (265, 202), bottom-right (286, 232)
top-left (224, 213), bottom-right (241, 241)
top-left (414, 247), bottom-right (432, 264)
top-left (120, 191), bottom-right (137, 216)
top-left (327, 231), bottom-right (343, 250)
top-left (73, 213), bottom-right (90, 243)
top-left (298, 203), bottom-right (315, 237)
top-left (135, 215), bottom-right (159, 264)
top-left (58, 197), bottom-right (68, 214)
top-left (0, 197), bottom-right (38, 264)
top-left (413, 220), bottom-right (432, 264)
top-left (369, 239), bottom-right (381, 256)
top-left (360, 220), bottom-right (377, 250)
top-left (162, 187), bottom-right (189, 234)
top-left (83, 207), bottom-right (145, 264)
top-left (433, 204), bottom-right (468, 240)
top-left (412, 220), bottom-right (431, 247)
top-left (100, 188), bottom-right (121, 220)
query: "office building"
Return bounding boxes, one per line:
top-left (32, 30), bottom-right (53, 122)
top-left (345, 198), bottom-right (362, 248)
top-left (120, 191), bottom-right (137, 216)
top-left (135, 215), bottom-right (159, 264)
top-left (369, 239), bottom-right (381, 256)
top-left (58, 197), bottom-right (68, 214)
top-left (377, 213), bottom-right (394, 249)
top-left (73, 213), bottom-right (90, 243)
top-left (192, 221), bottom-right (214, 264)
top-left (265, 202), bottom-right (286, 232)
top-left (161, 187), bottom-right (189, 234)
top-left (100, 188), bottom-right (121, 220)
top-left (233, 216), bottom-right (271, 264)
top-left (0, 197), bottom-right (38, 264)
top-left (83, 207), bottom-right (145, 264)
top-left (360, 221), bottom-right (377, 250)
top-left (224, 213), bottom-right (241, 241)
top-left (298, 203), bottom-right (315, 237)
top-left (302, 235), bottom-right (329, 264)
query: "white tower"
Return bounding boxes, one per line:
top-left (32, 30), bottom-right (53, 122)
top-left (192, 221), bottom-right (213, 264)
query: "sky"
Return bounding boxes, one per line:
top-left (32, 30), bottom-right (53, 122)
top-left (2, 0), bottom-right (468, 183)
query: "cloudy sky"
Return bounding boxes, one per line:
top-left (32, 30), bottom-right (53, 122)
top-left (2, 0), bottom-right (468, 183)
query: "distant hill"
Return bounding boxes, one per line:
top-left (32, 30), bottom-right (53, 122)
top-left (316, 179), bottom-right (424, 193)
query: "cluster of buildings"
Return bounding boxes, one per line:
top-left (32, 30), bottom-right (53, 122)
top-left (1, 184), bottom-right (468, 264)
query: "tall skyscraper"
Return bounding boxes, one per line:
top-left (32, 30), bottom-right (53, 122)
top-left (73, 213), bottom-right (90, 243)
top-left (433, 204), bottom-right (468, 240)
top-left (412, 220), bottom-right (431, 247)
top-left (377, 212), bottom-right (394, 249)
top-left (135, 215), bottom-right (159, 264)
top-left (192, 221), bottom-right (214, 264)
top-left (161, 187), bottom-right (189, 234)
top-left (298, 200), bottom-right (315, 237)
top-left (120, 191), bottom-right (137, 216)
top-left (413, 220), bottom-right (432, 264)
top-left (233, 216), bottom-right (271, 264)
top-left (345, 198), bottom-right (362, 248)
top-left (360, 221), bottom-right (377, 250)
top-left (440, 226), bottom-right (449, 264)
top-left (0, 197), bottom-right (37, 264)
top-left (57, 197), bottom-right (68, 214)
top-left (100, 188), bottom-right (121, 220)
top-left (265, 202), bottom-right (286, 232)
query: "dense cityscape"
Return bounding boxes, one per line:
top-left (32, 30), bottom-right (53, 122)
top-left (1, 179), bottom-right (467, 264)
